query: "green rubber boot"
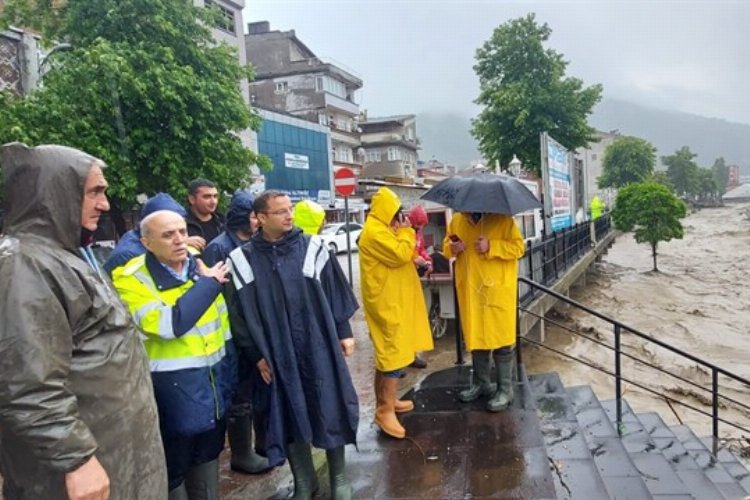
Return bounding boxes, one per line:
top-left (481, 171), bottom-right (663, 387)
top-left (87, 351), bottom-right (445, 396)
top-left (286, 442), bottom-right (319, 500)
top-left (487, 351), bottom-right (515, 412)
top-left (184, 459), bottom-right (219, 500)
top-left (326, 446), bottom-right (353, 500)
top-left (228, 414), bottom-right (272, 474)
top-left (459, 350), bottom-right (496, 402)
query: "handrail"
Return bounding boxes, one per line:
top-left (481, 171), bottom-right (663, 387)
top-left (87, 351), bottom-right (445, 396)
top-left (517, 276), bottom-right (750, 442)
top-left (520, 306), bottom-right (750, 414)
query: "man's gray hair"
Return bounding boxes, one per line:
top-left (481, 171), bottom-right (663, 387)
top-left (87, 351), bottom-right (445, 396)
top-left (140, 210), bottom-right (182, 238)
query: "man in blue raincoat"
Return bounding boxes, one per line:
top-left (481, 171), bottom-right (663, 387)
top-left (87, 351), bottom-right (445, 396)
top-left (227, 190), bottom-right (359, 500)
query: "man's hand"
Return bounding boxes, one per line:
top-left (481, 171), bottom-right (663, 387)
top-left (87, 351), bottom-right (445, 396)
top-left (257, 358), bottom-right (273, 384)
top-left (340, 338), bottom-right (355, 357)
top-left (186, 235), bottom-right (206, 251)
top-left (414, 256), bottom-right (428, 267)
top-left (474, 236), bottom-right (489, 255)
top-left (65, 455), bottom-right (110, 500)
top-left (197, 260), bottom-right (230, 284)
top-left (449, 239), bottom-right (465, 255)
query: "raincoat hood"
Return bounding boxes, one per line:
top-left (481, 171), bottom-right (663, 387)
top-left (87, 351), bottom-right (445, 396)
top-left (1, 142), bottom-right (102, 251)
top-left (407, 205), bottom-right (428, 227)
top-left (369, 187), bottom-right (401, 225)
top-left (294, 199), bottom-right (326, 235)
top-left (226, 191), bottom-right (255, 231)
top-left (141, 193), bottom-right (186, 220)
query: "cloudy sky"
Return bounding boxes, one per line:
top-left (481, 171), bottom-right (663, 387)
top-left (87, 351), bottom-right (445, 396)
top-left (242, 1), bottom-right (749, 126)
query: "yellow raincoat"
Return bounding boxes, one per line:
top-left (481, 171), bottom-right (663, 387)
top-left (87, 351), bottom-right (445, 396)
top-left (359, 188), bottom-right (433, 371)
top-left (443, 213), bottom-right (525, 351)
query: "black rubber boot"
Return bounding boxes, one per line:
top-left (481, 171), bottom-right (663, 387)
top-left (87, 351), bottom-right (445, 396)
top-left (228, 414), bottom-right (272, 474)
top-left (487, 351), bottom-right (515, 412)
top-left (326, 446), bottom-right (353, 500)
top-left (286, 442), bottom-right (319, 500)
top-left (184, 459), bottom-right (219, 500)
top-left (459, 350), bottom-right (496, 402)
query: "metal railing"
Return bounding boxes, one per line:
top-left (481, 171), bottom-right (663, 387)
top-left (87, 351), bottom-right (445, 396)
top-left (515, 276), bottom-right (750, 445)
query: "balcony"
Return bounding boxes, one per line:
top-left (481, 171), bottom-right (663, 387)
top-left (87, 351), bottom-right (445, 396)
top-left (324, 92), bottom-right (359, 115)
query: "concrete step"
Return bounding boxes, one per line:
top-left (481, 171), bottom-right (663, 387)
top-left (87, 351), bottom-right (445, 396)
top-left (639, 412), bottom-right (725, 500)
top-left (530, 375), bottom-right (614, 499)
top-left (699, 436), bottom-right (750, 495)
top-left (671, 425), bottom-right (748, 500)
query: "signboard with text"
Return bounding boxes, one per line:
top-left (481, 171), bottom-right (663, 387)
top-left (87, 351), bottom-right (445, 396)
top-left (541, 133), bottom-right (573, 232)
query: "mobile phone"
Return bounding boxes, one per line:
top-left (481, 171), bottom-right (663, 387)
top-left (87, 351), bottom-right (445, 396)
top-left (449, 234), bottom-right (460, 242)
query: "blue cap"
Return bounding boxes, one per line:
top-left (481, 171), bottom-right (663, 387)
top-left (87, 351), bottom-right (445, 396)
top-left (141, 193), bottom-right (187, 218)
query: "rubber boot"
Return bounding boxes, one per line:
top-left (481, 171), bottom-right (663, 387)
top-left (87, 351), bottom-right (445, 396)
top-left (286, 442), bottom-right (319, 500)
top-left (487, 351), bottom-right (515, 412)
top-left (168, 484), bottom-right (189, 500)
top-left (326, 446), bottom-right (353, 500)
top-left (375, 375), bottom-right (406, 439)
top-left (228, 414), bottom-right (272, 474)
top-left (184, 459), bottom-right (219, 500)
top-left (375, 371), bottom-right (413, 413)
top-left (459, 350), bottom-right (496, 402)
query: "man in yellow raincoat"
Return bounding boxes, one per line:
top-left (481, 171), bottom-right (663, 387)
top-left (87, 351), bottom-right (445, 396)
top-left (294, 199), bottom-right (327, 235)
top-left (359, 187), bottom-right (434, 438)
top-left (443, 212), bottom-right (525, 412)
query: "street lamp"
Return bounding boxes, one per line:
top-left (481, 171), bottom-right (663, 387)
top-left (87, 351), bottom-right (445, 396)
top-left (509, 154), bottom-right (522, 177)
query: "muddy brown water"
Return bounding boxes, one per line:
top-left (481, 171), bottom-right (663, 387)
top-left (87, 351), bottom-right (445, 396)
top-left (524, 203), bottom-right (750, 450)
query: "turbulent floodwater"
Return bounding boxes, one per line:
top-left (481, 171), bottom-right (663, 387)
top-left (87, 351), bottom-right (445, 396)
top-left (524, 203), bottom-right (750, 443)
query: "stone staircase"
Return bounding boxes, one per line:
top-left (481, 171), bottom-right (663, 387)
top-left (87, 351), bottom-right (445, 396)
top-left (530, 371), bottom-right (750, 499)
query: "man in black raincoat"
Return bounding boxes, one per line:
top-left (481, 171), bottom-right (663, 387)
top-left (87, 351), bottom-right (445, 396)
top-left (226, 191), bottom-right (359, 500)
top-left (0, 143), bottom-right (166, 499)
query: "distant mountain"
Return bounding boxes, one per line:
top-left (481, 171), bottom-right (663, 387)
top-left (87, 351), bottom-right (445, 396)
top-left (590, 99), bottom-right (750, 169)
top-left (416, 111), bottom-right (480, 166)
top-left (417, 100), bottom-right (750, 170)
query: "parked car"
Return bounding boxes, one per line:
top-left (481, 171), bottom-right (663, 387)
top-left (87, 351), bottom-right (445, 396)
top-left (319, 222), bottom-right (363, 254)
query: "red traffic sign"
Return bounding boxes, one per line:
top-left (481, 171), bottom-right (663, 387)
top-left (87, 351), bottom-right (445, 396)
top-left (334, 167), bottom-right (357, 197)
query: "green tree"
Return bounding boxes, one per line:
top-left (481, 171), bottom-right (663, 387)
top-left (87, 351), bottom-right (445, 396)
top-left (711, 157), bottom-right (729, 195)
top-left (598, 136), bottom-right (656, 188)
top-left (471, 14), bottom-right (602, 176)
top-left (696, 168), bottom-right (718, 201)
top-left (662, 147), bottom-right (699, 197)
top-left (0, 0), bottom-right (270, 233)
top-left (612, 182), bottom-right (687, 272)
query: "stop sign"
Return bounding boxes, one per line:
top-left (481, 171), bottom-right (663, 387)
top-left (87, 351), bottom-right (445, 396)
top-left (334, 167), bottom-right (357, 197)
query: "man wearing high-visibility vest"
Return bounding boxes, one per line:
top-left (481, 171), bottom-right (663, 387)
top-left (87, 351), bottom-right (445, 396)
top-left (113, 210), bottom-right (236, 500)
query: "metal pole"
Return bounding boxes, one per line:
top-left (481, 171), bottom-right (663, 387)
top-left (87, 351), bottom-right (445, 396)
top-left (344, 196), bottom-right (353, 287)
top-left (516, 279), bottom-right (522, 381)
top-left (452, 259), bottom-right (464, 365)
top-left (712, 368), bottom-right (719, 450)
top-left (615, 324), bottom-right (622, 436)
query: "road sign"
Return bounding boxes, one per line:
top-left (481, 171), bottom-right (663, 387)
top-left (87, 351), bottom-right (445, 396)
top-left (334, 167), bottom-right (357, 197)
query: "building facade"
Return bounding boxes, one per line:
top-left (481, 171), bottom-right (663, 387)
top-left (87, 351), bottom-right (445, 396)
top-left (575, 129), bottom-right (620, 208)
top-left (253, 108), bottom-right (333, 204)
top-left (245, 21), bottom-right (364, 175)
top-left (359, 114), bottom-right (420, 182)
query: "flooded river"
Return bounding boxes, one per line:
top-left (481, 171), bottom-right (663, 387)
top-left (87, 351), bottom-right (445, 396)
top-left (524, 203), bottom-right (750, 442)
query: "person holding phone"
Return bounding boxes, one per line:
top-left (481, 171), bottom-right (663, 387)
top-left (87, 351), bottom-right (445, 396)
top-left (359, 188), bottom-right (433, 439)
top-left (444, 211), bottom-right (525, 412)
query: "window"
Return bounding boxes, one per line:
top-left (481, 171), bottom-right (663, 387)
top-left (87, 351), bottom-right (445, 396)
top-left (387, 147), bottom-right (403, 162)
top-left (335, 146), bottom-right (353, 163)
top-left (275, 81), bottom-right (288, 93)
top-left (318, 113), bottom-right (328, 126)
top-left (336, 117), bottom-right (351, 132)
top-left (204, 0), bottom-right (236, 34)
top-left (365, 150), bottom-right (381, 163)
top-left (315, 75), bottom-right (347, 99)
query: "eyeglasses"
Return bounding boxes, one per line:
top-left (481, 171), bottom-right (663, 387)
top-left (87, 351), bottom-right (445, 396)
top-left (262, 208), bottom-right (294, 217)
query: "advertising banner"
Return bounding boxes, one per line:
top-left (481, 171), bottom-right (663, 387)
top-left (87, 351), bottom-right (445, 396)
top-left (541, 133), bottom-right (573, 232)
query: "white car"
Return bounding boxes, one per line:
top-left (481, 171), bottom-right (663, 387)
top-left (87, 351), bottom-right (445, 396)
top-left (319, 222), bottom-right (363, 254)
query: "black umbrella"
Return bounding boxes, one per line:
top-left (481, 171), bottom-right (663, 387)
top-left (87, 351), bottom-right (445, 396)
top-left (420, 173), bottom-right (542, 215)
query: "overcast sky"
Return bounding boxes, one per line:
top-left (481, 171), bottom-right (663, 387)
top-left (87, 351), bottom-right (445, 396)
top-left (242, 1), bottom-right (749, 126)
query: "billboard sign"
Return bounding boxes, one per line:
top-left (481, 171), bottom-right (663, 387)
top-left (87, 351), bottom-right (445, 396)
top-left (541, 133), bottom-right (574, 232)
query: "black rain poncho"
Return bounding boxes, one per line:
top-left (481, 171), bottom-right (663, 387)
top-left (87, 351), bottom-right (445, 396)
top-left (0, 143), bottom-right (167, 499)
top-left (227, 228), bottom-right (359, 466)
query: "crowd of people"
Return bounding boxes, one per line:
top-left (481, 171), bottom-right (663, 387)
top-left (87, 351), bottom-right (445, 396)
top-left (0, 143), bottom-right (525, 500)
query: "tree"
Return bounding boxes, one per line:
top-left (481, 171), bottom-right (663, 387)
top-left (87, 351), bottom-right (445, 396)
top-left (662, 147), bottom-right (699, 198)
top-left (612, 182), bottom-right (687, 272)
top-left (712, 157), bottom-right (729, 195)
top-left (471, 14), bottom-right (602, 176)
top-left (0, 0), bottom-right (270, 233)
top-left (598, 136), bottom-right (656, 188)
top-left (696, 168), bottom-right (718, 201)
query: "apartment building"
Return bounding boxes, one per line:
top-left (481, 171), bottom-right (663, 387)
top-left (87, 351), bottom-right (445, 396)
top-left (359, 114), bottom-right (420, 182)
top-left (245, 21), bottom-right (364, 175)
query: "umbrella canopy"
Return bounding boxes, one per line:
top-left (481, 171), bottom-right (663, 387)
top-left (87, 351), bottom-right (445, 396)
top-left (421, 173), bottom-right (542, 215)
